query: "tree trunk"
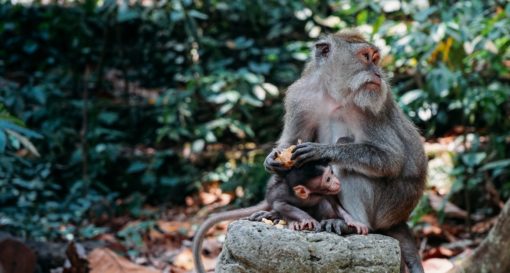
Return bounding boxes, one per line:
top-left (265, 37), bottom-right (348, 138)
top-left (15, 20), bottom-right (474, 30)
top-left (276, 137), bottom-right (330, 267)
top-left (448, 198), bottom-right (510, 273)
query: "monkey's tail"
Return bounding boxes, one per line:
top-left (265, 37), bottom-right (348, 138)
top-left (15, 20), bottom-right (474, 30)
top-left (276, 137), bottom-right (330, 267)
top-left (192, 201), bottom-right (270, 273)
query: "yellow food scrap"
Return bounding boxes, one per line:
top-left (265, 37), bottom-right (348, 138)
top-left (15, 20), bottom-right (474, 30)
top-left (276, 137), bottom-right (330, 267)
top-left (261, 218), bottom-right (274, 225)
top-left (275, 145), bottom-right (296, 168)
top-left (277, 220), bottom-right (287, 225)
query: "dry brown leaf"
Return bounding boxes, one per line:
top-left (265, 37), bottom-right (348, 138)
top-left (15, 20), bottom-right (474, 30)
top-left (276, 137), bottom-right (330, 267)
top-left (173, 248), bottom-right (217, 273)
top-left (428, 192), bottom-right (468, 219)
top-left (157, 221), bottom-right (190, 235)
top-left (88, 248), bottom-right (160, 273)
top-left (202, 238), bottom-right (222, 257)
top-left (423, 247), bottom-right (456, 259)
top-left (422, 225), bottom-right (443, 237)
top-left (471, 216), bottom-right (497, 233)
top-left (96, 234), bottom-right (127, 253)
top-left (419, 214), bottom-right (440, 226)
top-left (172, 249), bottom-right (194, 271)
top-left (201, 255), bottom-right (217, 273)
top-left (63, 242), bottom-right (89, 273)
top-left (422, 258), bottom-right (454, 273)
top-left (148, 229), bottom-right (165, 241)
top-left (217, 193), bottom-right (233, 206)
top-left (198, 192), bottom-right (217, 205)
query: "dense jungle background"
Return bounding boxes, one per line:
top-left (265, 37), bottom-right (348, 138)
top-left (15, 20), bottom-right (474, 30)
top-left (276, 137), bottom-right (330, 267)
top-left (0, 0), bottom-right (509, 272)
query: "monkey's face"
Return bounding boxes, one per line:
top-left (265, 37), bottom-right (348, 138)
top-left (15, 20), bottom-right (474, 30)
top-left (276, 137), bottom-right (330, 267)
top-left (319, 165), bottom-right (341, 194)
top-left (313, 33), bottom-right (389, 113)
top-left (292, 165), bottom-right (340, 200)
top-left (305, 165), bottom-right (341, 195)
top-left (345, 42), bottom-right (389, 113)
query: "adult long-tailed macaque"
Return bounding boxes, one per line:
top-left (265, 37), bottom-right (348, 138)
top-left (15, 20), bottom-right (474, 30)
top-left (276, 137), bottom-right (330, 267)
top-left (265, 30), bottom-right (427, 273)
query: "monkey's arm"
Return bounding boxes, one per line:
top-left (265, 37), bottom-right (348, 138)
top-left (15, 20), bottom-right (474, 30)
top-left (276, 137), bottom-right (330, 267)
top-left (265, 104), bottom-right (317, 174)
top-left (273, 201), bottom-right (320, 231)
top-left (292, 142), bottom-right (404, 178)
top-left (277, 108), bottom-right (316, 147)
top-left (246, 210), bottom-right (281, 222)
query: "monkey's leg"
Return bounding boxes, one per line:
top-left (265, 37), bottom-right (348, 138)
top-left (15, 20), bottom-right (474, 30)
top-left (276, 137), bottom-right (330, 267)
top-left (337, 205), bottom-right (369, 235)
top-left (382, 223), bottom-right (424, 273)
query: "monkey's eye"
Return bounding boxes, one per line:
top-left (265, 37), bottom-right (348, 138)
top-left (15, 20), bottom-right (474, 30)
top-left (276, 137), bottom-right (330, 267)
top-left (315, 42), bottom-right (330, 58)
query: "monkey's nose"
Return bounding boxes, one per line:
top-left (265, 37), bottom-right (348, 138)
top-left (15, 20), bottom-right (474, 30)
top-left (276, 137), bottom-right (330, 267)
top-left (357, 47), bottom-right (380, 64)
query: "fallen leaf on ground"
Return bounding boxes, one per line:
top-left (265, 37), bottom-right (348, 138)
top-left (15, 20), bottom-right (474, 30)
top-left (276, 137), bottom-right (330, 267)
top-left (199, 192), bottom-right (218, 205)
top-left (201, 255), bottom-right (217, 273)
top-left (423, 247), bottom-right (456, 259)
top-left (421, 225), bottom-right (443, 237)
top-left (172, 249), bottom-right (194, 271)
top-left (423, 258), bottom-right (454, 273)
top-left (428, 192), bottom-right (468, 219)
top-left (96, 233), bottom-right (127, 253)
top-left (88, 248), bottom-right (160, 273)
top-left (202, 238), bottom-right (222, 257)
top-left (157, 221), bottom-right (191, 235)
top-left (63, 242), bottom-right (89, 273)
top-left (471, 216), bottom-right (497, 233)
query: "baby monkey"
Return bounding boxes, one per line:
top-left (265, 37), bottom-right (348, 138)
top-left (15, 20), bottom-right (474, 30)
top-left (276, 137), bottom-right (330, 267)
top-left (250, 161), bottom-right (369, 235)
top-left (192, 155), bottom-right (366, 273)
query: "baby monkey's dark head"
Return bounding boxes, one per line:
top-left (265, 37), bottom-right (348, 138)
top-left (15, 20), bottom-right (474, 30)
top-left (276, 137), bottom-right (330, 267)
top-left (284, 162), bottom-right (340, 200)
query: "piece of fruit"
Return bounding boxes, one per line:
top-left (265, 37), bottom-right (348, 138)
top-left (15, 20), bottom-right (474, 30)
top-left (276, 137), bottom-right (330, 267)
top-left (274, 145), bottom-right (296, 168)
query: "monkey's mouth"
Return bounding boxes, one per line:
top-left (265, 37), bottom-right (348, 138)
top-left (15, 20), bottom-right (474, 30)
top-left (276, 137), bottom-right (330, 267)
top-left (363, 81), bottom-right (381, 90)
top-left (328, 184), bottom-right (341, 194)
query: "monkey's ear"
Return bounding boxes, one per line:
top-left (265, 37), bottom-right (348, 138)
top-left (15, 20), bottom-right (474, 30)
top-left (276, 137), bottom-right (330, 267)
top-left (315, 42), bottom-right (330, 60)
top-left (293, 185), bottom-right (310, 199)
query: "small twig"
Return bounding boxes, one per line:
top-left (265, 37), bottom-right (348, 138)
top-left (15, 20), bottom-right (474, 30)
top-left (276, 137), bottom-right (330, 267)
top-left (418, 237), bottom-right (428, 258)
top-left (484, 172), bottom-right (505, 209)
top-left (81, 67), bottom-right (90, 190)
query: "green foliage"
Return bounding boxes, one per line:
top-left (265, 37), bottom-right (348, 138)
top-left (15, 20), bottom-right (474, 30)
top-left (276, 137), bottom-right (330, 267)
top-left (0, 0), bottom-right (509, 239)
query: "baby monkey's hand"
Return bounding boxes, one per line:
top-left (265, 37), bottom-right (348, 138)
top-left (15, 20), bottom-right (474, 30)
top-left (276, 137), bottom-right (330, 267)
top-left (288, 218), bottom-right (321, 232)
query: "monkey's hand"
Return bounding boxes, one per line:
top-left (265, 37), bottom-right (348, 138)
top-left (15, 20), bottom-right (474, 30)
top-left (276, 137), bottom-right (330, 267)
top-left (320, 219), bottom-right (347, 235)
top-left (264, 148), bottom-right (291, 174)
top-left (346, 220), bottom-right (369, 235)
top-left (288, 218), bottom-right (321, 232)
top-left (245, 210), bottom-right (280, 222)
top-left (291, 142), bottom-right (332, 167)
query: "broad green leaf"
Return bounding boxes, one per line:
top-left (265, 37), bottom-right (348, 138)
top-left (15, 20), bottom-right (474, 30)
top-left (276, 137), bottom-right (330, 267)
top-left (127, 161), bottom-right (147, 173)
top-left (0, 130), bottom-right (6, 153)
top-left (480, 159), bottom-right (510, 171)
top-left (0, 121), bottom-right (42, 139)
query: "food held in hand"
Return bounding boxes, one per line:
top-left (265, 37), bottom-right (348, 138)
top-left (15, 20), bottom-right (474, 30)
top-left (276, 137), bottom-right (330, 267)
top-left (274, 145), bottom-right (296, 168)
